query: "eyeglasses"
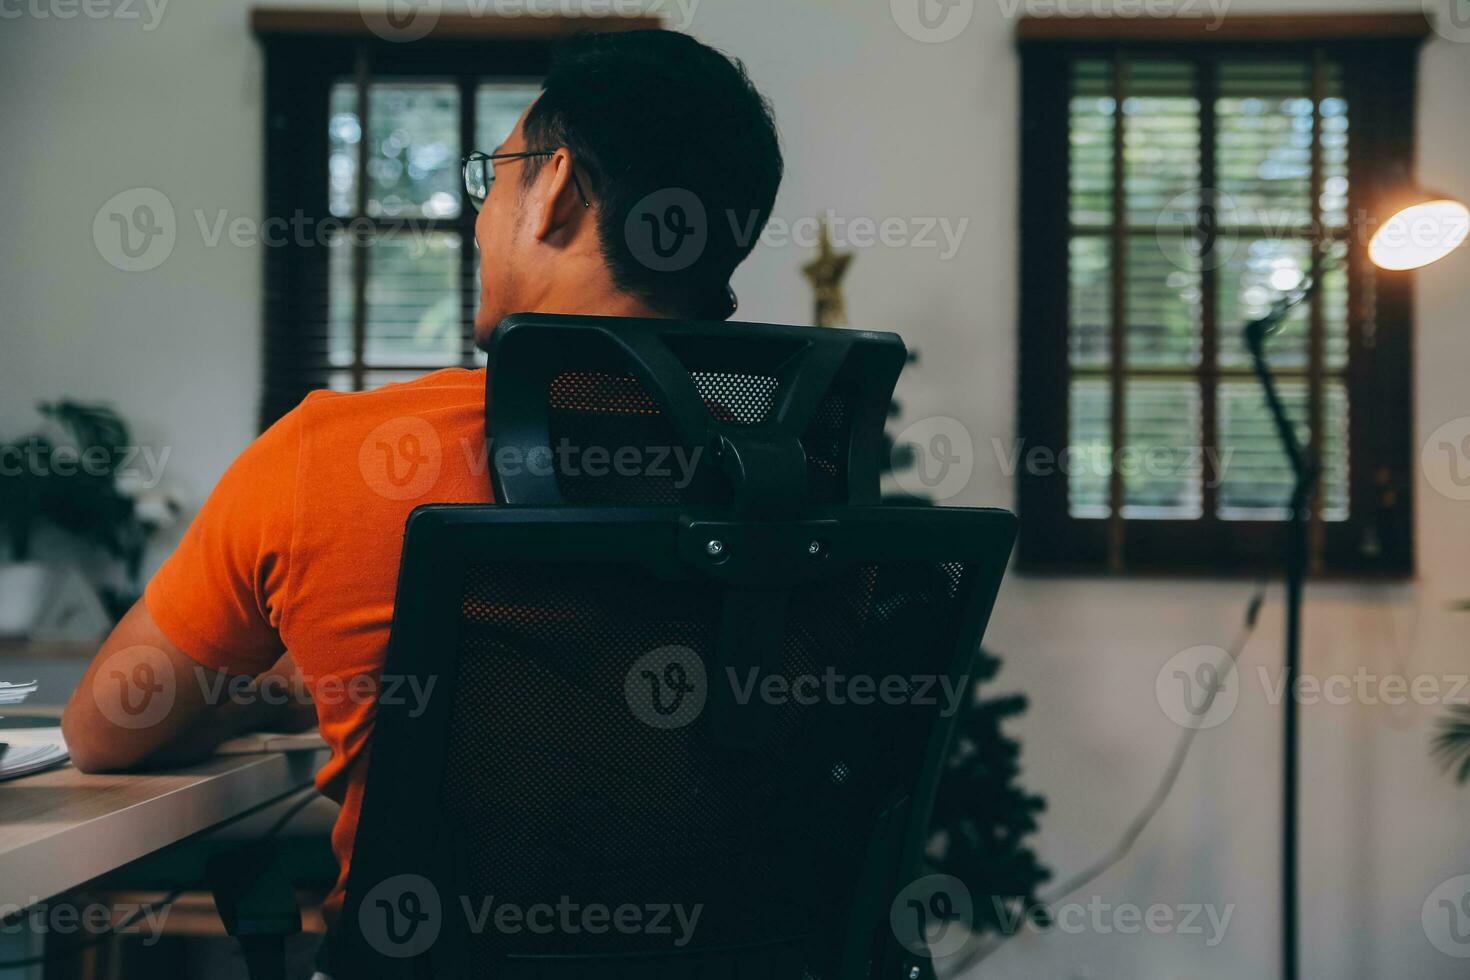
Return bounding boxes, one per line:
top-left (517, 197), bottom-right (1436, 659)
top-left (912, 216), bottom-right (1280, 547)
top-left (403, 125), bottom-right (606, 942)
top-left (461, 150), bottom-right (591, 211)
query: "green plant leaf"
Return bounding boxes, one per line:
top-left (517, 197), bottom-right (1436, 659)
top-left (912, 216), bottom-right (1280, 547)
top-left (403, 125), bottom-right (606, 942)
top-left (2, 401), bottom-right (153, 583)
top-left (1431, 705), bottom-right (1470, 785)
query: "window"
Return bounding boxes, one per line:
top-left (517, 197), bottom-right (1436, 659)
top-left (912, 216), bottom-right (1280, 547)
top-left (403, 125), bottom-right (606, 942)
top-left (252, 13), bottom-right (658, 426)
top-left (1017, 16), bottom-right (1427, 576)
top-left (321, 78), bottom-right (543, 391)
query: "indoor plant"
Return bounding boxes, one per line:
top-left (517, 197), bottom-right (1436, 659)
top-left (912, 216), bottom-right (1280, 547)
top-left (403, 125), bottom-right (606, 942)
top-left (0, 401), bottom-right (176, 631)
top-left (1432, 600), bottom-right (1470, 783)
top-left (883, 357), bottom-right (1052, 941)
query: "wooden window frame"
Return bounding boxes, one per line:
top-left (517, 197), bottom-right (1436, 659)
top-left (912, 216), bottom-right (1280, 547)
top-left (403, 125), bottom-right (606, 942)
top-left (252, 9), bottom-right (659, 428)
top-left (1016, 16), bottom-right (1427, 578)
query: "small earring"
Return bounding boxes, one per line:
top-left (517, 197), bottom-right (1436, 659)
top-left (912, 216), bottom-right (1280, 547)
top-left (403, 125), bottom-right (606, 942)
top-left (725, 285), bottom-right (739, 318)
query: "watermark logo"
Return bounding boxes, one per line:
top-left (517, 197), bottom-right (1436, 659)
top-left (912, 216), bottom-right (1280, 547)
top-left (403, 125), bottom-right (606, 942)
top-left (1425, 0), bottom-right (1470, 45)
top-left (359, 416), bottom-right (443, 501)
top-left (0, 0), bottom-right (170, 30)
top-left (93, 188), bottom-right (175, 273)
top-left (462, 896), bottom-right (702, 945)
top-left (192, 667), bottom-right (436, 717)
top-left (625, 645), bottom-right (706, 730)
top-left (359, 0), bottom-right (441, 42)
top-left (993, 896), bottom-right (1232, 945)
top-left (726, 669), bottom-right (969, 718)
top-left (890, 0), bottom-right (975, 43)
top-left (465, 0), bottom-right (700, 30)
top-left (91, 645), bottom-right (177, 731)
top-left (356, 0), bottom-right (701, 34)
top-left (890, 874), bottom-right (973, 958)
top-left (1257, 667), bottom-right (1468, 708)
top-left (891, 416), bottom-right (974, 501)
top-left (357, 883), bottom-right (703, 951)
top-left (360, 874), bottom-right (443, 958)
top-left (94, 190), bottom-right (449, 273)
top-left (1422, 416), bottom-right (1470, 501)
top-left (0, 440), bottom-right (170, 489)
top-left (625, 188), bottom-right (707, 273)
top-left (0, 897), bottom-right (170, 946)
top-left (995, 0), bottom-right (1230, 28)
top-left (1155, 185), bottom-right (1466, 273)
top-left (1156, 645), bottom-right (1237, 730)
top-left (1424, 874), bottom-right (1470, 957)
top-left (737, 211), bottom-right (969, 261)
top-left (989, 437), bottom-right (1224, 486)
top-left (1155, 189), bottom-right (1242, 272)
top-left (462, 437), bottom-right (703, 490)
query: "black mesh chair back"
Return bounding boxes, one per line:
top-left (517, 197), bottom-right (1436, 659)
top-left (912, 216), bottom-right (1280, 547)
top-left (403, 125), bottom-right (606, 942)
top-left (484, 314), bottom-right (906, 509)
top-left (337, 316), bottom-right (1016, 979)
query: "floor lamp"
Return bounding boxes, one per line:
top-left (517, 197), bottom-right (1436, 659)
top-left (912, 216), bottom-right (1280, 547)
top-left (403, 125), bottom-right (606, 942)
top-left (1245, 188), bottom-right (1467, 980)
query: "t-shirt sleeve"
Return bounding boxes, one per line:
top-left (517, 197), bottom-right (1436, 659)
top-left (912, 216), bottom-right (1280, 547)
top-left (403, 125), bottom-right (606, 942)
top-left (144, 407), bottom-right (303, 677)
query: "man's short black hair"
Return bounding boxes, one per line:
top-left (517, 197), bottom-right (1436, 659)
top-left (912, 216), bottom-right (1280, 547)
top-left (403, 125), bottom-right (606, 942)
top-left (523, 29), bottom-right (783, 319)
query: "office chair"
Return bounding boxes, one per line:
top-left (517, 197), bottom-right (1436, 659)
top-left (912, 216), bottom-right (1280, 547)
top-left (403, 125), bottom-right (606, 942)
top-left (328, 314), bottom-right (1016, 978)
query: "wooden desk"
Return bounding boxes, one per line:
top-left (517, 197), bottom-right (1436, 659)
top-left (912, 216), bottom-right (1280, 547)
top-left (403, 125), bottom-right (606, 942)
top-left (0, 742), bottom-right (328, 979)
top-left (0, 749), bottom-right (326, 912)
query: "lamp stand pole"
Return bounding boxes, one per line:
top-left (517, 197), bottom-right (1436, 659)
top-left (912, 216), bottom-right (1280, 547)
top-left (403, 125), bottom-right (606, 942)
top-left (1245, 293), bottom-right (1319, 980)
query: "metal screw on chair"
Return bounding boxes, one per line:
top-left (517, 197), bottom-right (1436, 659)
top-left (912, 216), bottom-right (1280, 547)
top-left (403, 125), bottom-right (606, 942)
top-left (807, 540), bottom-right (823, 556)
top-left (705, 539), bottom-right (725, 558)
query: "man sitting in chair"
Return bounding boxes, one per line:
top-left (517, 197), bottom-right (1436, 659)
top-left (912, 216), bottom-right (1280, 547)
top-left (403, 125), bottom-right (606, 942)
top-left (61, 27), bottom-right (783, 929)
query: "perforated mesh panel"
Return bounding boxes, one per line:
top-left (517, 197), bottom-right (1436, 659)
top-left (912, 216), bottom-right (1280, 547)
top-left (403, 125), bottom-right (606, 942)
top-left (545, 370), bottom-right (854, 506)
top-left (548, 371), bottom-right (664, 417)
top-left (439, 558), bottom-right (977, 966)
top-left (689, 371), bottom-right (779, 426)
top-left (802, 392), bottom-right (852, 503)
top-left (548, 371), bottom-right (692, 505)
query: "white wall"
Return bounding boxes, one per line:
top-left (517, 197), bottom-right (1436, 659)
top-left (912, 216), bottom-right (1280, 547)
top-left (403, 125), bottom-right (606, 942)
top-left (3, 1), bottom-right (1470, 976)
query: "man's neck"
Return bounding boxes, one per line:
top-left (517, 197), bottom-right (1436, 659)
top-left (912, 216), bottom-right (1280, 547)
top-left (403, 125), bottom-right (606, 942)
top-left (538, 289), bottom-right (668, 320)
top-left (527, 257), bottom-right (672, 319)
top-left (477, 273), bottom-right (675, 341)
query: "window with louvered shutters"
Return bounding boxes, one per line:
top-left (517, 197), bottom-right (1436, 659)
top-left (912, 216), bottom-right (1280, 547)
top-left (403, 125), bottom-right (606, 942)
top-left (254, 18), bottom-right (657, 429)
top-left (1018, 21), bottom-right (1424, 575)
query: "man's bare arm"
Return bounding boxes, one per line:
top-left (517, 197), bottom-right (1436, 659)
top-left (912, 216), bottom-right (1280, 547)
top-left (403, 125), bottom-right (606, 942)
top-left (61, 599), bottom-right (314, 773)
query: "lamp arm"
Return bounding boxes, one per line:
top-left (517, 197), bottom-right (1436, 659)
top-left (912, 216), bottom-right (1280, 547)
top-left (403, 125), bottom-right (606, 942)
top-left (1240, 246), bottom-right (1348, 505)
top-left (1244, 305), bottom-right (1317, 503)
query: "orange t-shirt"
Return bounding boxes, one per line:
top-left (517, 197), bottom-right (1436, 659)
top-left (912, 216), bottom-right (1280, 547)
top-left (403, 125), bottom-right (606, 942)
top-left (144, 367), bottom-right (492, 920)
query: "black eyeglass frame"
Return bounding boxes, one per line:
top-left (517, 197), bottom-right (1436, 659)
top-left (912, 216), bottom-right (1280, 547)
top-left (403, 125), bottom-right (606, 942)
top-left (462, 150), bottom-right (737, 320)
top-left (462, 150), bottom-right (591, 211)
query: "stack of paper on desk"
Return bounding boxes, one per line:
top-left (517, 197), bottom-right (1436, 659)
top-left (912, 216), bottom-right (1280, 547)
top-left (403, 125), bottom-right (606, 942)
top-left (0, 680), bottom-right (39, 707)
top-left (0, 739), bottom-right (70, 781)
top-left (0, 680), bottom-right (69, 781)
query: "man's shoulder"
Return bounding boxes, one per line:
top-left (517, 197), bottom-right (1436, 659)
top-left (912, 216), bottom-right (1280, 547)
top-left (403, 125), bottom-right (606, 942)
top-left (280, 367), bottom-right (491, 501)
top-left (295, 367), bottom-right (486, 430)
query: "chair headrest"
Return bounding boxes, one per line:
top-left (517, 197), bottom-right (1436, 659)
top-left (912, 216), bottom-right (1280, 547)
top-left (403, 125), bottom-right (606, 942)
top-left (482, 314), bottom-right (908, 513)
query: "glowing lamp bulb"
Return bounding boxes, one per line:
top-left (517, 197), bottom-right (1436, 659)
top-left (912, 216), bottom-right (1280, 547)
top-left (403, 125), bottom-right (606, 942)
top-left (1369, 198), bottom-right (1470, 272)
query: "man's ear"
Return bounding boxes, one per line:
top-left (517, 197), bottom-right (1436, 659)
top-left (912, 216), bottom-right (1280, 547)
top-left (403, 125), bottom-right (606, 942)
top-left (529, 148), bottom-right (586, 243)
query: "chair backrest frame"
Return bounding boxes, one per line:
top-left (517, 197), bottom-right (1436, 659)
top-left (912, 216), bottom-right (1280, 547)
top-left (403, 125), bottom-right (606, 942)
top-left (337, 502), bottom-right (1015, 978)
top-left (484, 313), bottom-right (908, 512)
